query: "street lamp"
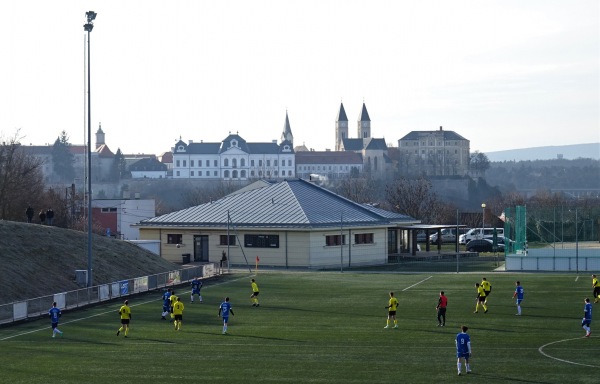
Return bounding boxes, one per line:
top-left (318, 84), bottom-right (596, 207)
top-left (481, 203), bottom-right (486, 230)
top-left (84, 11), bottom-right (97, 287)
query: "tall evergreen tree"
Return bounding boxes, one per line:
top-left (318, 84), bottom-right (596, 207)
top-left (51, 131), bottom-right (75, 182)
top-left (109, 148), bottom-right (128, 181)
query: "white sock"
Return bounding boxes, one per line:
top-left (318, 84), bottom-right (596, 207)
top-left (517, 306), bottom-right (521, 314)
top-left (466, 363), bottom-right (470, 371)
top-left (457, 362), bottom-right (461, 372)
top-left (199, 295), bottom-right (203, 302)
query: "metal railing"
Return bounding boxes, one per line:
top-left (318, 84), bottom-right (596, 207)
top-left (0, 263), bottom-right (221, 325)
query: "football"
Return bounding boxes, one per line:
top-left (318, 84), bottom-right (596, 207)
top-left (176, 244), bottom-right (181, 248)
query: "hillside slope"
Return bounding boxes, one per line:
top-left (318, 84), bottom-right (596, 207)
top-left (0, 221), bottom-right (178, 305)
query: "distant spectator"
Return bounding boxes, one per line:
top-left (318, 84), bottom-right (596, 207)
top-left (220, 251), bottom-right (227, 268)
top-left (25, 206), bottom-right (34, 223)
top-left (46, 208), bottom-right (54, 226)
top-left (39, 210), bottom-right (46, 225)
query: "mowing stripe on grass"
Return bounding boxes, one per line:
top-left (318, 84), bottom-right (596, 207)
top-left (402, 276), bottom-right (432, 291)
top-left (538, 337), bottom-right (599, 368)
top-left (0, 274), bottom-right (252, 342)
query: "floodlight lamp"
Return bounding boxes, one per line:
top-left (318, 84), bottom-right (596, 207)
top-left (86, 11), bottom-right (97, 22)
top-left (84, 23), bottom-right (94, 32)
top-left (481, 203), bottom-right (486, 209)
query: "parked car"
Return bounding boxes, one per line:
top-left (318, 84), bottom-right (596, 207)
top-left (459, 228), bottom-right (505, 244)
top-left (465, 239), bottom-right (505, 253)
top-left (416, 231), bottom-right (428, 242)
top-left (429, 228), bottom-right (457, 243)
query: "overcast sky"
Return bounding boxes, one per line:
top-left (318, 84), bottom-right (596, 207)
top-left (1, 1), bottom-right (598, 156)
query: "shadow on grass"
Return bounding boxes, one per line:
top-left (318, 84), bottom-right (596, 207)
top-left (468, 372), bottom-right (554, 384)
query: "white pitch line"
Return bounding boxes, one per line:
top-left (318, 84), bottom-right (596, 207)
top-left (538, 337), bottom-right (599, 368)
top-left (0, 274), bottom-right (251, 342)
top-left (402, 276), bottom-right (433, 291)
top-left (575, 276), bottom-right (579, 282)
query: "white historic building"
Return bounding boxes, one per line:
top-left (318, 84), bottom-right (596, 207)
top-left (172, 113), bottom-right (296, 180)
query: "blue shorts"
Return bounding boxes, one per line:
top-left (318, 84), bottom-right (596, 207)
top-left (192, 289), bottom-right (201, 295)
top-left (222, 316), bottom-right (229, 324)
top-left (163, 304), bottom-right (169, 312)
top-left (516, 299), bottom-right (523, 305)
top-left (457, 352), bottom-right (470, 360)
top-left (582, 319), bottom-right (591, 327)
top-left (51, 322), bottom-right (59, 329)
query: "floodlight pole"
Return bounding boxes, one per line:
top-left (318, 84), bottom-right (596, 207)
top-left (84, 11), bottom-right (97, 287)
top-left (481, 203), bottom-right (486, 232)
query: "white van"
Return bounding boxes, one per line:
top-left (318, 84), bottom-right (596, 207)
top-left (459, 228), bottom-right (504, 245)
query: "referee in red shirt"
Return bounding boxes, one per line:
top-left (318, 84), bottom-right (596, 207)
top-left (437, 291), bottom-right (448, 326)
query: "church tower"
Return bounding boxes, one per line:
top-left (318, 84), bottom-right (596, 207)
top-left (281, 111), bottom-right (294, 145)
top-left (335, 102), bottom-right (348, 151)
top-left (95, 122), bottom-right (105, 149)
top-left (357, 102), bottom-right (371, 139)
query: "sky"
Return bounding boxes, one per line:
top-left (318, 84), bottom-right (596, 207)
top-left (0, 1), bottom-right (598, 156)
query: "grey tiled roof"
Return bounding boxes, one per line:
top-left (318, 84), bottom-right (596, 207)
top-left (400, 129), bottom-right (468, 141)
top-left (129, 157), bottom-right (168, 171)
top-left (341, 138), bottom-right (365, 151)
top-left (138, 179), bottom-right (416, 229)
top-left (365, 138), bottom-right (387, 150)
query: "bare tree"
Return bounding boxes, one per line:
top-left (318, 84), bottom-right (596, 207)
top-left (0, 132), bottom-right (45, 220)
top-left (332, 177), bottom-right (377, 204)
top-left (385, 178), bottom-right (439, 222)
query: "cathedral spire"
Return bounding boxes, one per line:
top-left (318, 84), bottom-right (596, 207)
top-left (281, 111), bottom-right (294, 145)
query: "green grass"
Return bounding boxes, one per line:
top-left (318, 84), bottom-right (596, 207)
top-left (0, 272), bottom-right (598, 383)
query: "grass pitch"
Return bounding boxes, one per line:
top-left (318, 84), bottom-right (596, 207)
top-left (0, 272), bottom-right (597, 383)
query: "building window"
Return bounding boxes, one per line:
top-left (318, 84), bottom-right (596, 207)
top-left (198, 160), bottom-right (202, 167)
top-left (176, 171), bottom-right (180, 176)
top-left (167, 234), bottom-right (182, 244)
top-left (251, 160), bottom-right (255, 166)
top-left (214, 160), bottom-right (218, 167)
top-left (224, 158), bottom-right (229, 167)
top-left (259, 171), bottom-right (263, 176)
top-left (224, 170), bottom-right (230, 178)
top-left (251, 170), bottom-right (255, 177)
top-left (288, 159), bottom-right (292, 166)
top-left (232, 158), bottom-right (237, 167)
top-left (176, 160), bottom-right (180, 167)
top-left (325, 234), bottom-right (346, 246)
top-left (274, 170), bottom-right (278, 176)
top-left (241, 158), bottom-right (246, 166)
top-left (241, 170), bottom-right (246, 177)
top-left (267, 160), bottom-right (271, 166)
top-left (191, 171), bottom-right (195, 176)
top-left (101, 207), bottom-right (117, 213)
top-left (199, 171), bottom-right (203, 176)
top-left (220, 235), bottom-right (236, 246)
top-left (259, 160), bottom-right (263, 166)
top-left (354, 233), bottom-right (374, 244)
top-left (274, 160), bottom-right (278, 166)
top-left (244, 234), bottom-right (279, 248)
top-left (191, 160), bottom-right (194, 167)
top-left (214, 171), bottom-right (217, 176)
top-left (183, 160), bottom-right (187, 167)
top-left (232, 170), bottom-right (238, 178)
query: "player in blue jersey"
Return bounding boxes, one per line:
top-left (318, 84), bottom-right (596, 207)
top-left (190, 277), bottom-right (203, 303)
top-left (455, 325), bottom-right (472, 375)
top-left (582, 298), bottom-right (592, 337)
top-left (218, 297), bottom-right (235, 334)
top-left (512, 281), bottom-right (524, 316)
top-left (48, 302), bottom-right (63, 338)
top-left (161, 288), bottom-right (172, 320)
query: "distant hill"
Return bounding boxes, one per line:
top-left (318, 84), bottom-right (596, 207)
top-left (0, 221), bottom-right (178, 305)
top-left (486, 143), bottom-right (600, 162)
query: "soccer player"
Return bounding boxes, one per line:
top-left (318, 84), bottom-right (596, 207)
top-left (173, 297), bottom-right (185, 331)
top-left (474, 283), bottom-right (487, 313)
top-left (436, 291), bottom-right (448, 326)
top-left (513, 281), bottom-right (524, 315)
top-left (169, 290), bottom-right (179, 321)
top-left (455, 325), bottom-right (472, 375)
top-left (481, 277), bottom-right (492, 304)
top-left (592, 275), bottom-right (599, 303)
top-left (250, 279), bottom-right (260, 307)
top-left (117, 300), bottom-right (131, 337)
top-left (48, 302), bottom-right (63, 338)
top-left (582, 298), bottom-right (592, 337)
top-left (218, 297), bottom-right (235, 334)
top-left (161, 288), bottom-right (172, 320)
top-left (190, 277), bottom-right (203, 303)
top-left (384, 291), bottom-right (399, 329)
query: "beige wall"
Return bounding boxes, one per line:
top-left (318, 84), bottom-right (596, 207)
top-left (139, 225), bottom-right (390, 268)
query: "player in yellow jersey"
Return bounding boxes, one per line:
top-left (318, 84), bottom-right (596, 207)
top-left (592, 275), bottom-right (599, 303)
top-left (250, 279), bottom-right (260, 307)
top-left (169, 291), bottom-right (179, 321)
top-left (117, 300), bottom-right (132, 337)
top-left (474, 283), bottom-right (487, 314)
top-left (481, 277), bottom-right (492, 305)
top-left (384, 291), bottom-right (399, 329)
top-left (172, 297), bottom-right (185, 331)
